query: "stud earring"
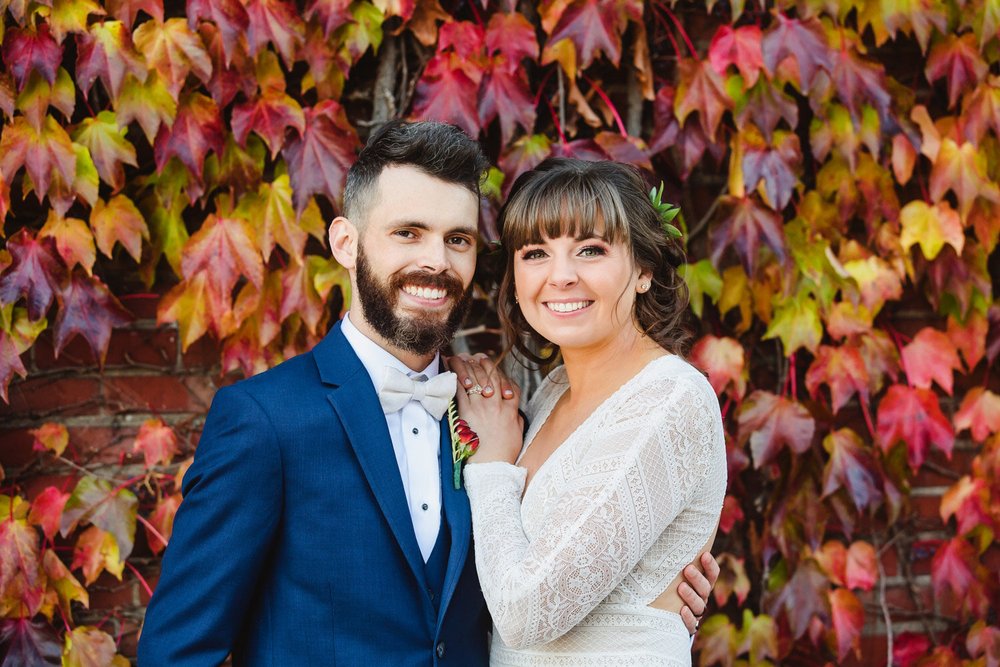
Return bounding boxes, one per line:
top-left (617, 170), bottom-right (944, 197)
top-left (639, 282), bottom-right (650, 292)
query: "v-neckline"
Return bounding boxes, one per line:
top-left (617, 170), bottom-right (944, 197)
top-left (517, 354), bottom-right (675, 502)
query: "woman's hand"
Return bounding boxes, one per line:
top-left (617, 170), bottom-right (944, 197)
top-left (446, 354), bottom-right (524, 465)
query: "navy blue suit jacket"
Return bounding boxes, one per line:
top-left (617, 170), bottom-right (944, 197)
top-left (137, 322), bottom-right (490, 666)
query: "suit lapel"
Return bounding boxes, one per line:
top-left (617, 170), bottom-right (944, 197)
top-left (436, 416), bottom-right (472, 628)
top-left (316, 323), bottom-right (429, 593)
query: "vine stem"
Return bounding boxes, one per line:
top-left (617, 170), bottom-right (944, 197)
top-left (650, 7), bottom-right (683, 61)
top-left (137, 514), bottom-right (169, 551)
top-left (860, 398), bottom-right (877, 440)
top-left (654, 2), bottom-right (697, 57)
top-left (873, 533), bottom-right (894, 665)
top-left (125, 560), bottom-right (154, 599)
top-left (467, 0), bottom-right (484, 27)
top-left (543, 95), bottom-right (568, 145)
top-left (789, 353), bottom-right (798, 398)
top-left (581, 73), bottom-right (628, 137)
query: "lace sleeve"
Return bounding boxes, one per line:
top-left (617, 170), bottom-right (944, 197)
top-left (463, 371), bottom-right (723, 649)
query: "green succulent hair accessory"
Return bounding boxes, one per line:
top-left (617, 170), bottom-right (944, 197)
top-left (649, 182), bottom-right (682, 239)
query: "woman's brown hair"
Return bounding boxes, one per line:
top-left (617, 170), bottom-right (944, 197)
top-left (497, 157), bottom-right (691, 365)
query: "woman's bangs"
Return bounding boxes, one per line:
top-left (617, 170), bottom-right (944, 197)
top-left (501, 177), bottom-right (630, 250)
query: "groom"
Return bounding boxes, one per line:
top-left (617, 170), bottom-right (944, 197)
top-left (138, 120), bottom-right (716, 666)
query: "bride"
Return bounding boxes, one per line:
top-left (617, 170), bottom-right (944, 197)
top-left (449, 158), bottom-right (727, 666)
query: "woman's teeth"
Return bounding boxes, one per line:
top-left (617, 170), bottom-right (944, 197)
top-left (546, 301), bottom-right (591, 313)
top-left (403, 285), bottom-right (447, 300)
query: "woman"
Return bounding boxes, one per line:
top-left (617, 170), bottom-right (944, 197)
top-left (449, 158), bottom-right (727, 665)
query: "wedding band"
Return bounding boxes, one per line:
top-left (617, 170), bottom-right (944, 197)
top-left (466, 384), bottom-right (484, 396)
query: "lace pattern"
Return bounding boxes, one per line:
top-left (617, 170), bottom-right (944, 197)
top-left (464, 355), bottom-right (727, 663)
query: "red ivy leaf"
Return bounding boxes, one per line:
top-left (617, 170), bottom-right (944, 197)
top-left (0, 115), bottom-right (77, 204)
top-left (953, 387), bottom-right (1000, 443)
top-left (1, 24), bottom-right (64, 89)
top-left (154, 92), bottom-right (225, 181)
top-left (931, 537), bottom-right (992, 618)
top-left (940, 475), bottom-right (993, 535)
top-left (689, 335), bottom-right (747, 399)
top-left (894, 633), bottom-right (932, 667)
top-left (821, 428), bottom-right (883, 512)
top-left (966, 621), bottom-right (1000, 665)
top-left (187, 0), bottom-right (249, 66)
top-left (828, 588), bottom-right (864, 662)
top-left (498, 134), bottom-right (552, 194)
top-left (549, 138), bottom-right (608, 161)
top-left (761, 14), bottom-right (832, 92)
top-left (29, 422), bottom-right (69, 456)
top-left (737, 390), bottom-right (815, 469)
top-left (105, 0), bottom-right (163, 28)
top-left (719, 494), bottom-right (744, 534)
top-left (769, 559), bottom-right (829, 639)
top-left (52, 271), bottom-right (133, 366)
top-left (146, 493), bottom-right (181, 555)
top-left (961, 78), bottom-right (1000, 144)
top-left (231, 90), bottom-right (306, 159)
top-left (675, 57), bottom-right (732, 141)
top-left (708, 24), bottom-right (764, 87)
top-left (28, 486), bottom-right (69, 542)
top-left (741, 129), bottom-right (801, 210)
top-left (877, 384), bottom-right (955, 471)
top-left (901, 327), bottom-right (962, 395)
top-left (925, 33), bottom-right (989, 109)
top-left (0, 619), bottom-right (61, 665)
top-left (244, 0), bottom-right (303, 63)
top-left (75, 20), bottom-right (146, 100)
top-left (948, 311), bottom-right (987, 369)
top-left (710, 194), bottom-right (787, 276)
top-left (0, 515), bottom-right (45, 617)
top-left (485, 11), bottom-right (539, 63)
top-left (72, 111), bottom-right (138, 193)
top-left (546, 0), bottom-right (636, 69)
top-left (283, 99), bottom-right (360, 213)
top-left (0, 332), bottom-right (27, 403)
top-left (304, 0), bottom-right (353, 39)
top-left (412, 53), bottom-right (482, 137)
top-left (806, 344), bottom-right (870, 412)
top-left (133, 417), bottom-right (179, 468)
top-left (279, 257), bottom-right (327, 335)
top-left (0, 229), bottom-right (66, 320)
top-left (478, 58), bottom-right (536, 146)
top-left (714, 553), bottom-right (751, 606)
top-left (736, 79), bottom-right (799, 145)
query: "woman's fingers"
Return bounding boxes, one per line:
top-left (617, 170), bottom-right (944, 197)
top-left (473, 354), bottom-right (519, 401)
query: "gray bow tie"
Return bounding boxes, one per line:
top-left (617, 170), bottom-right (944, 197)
top-left (377, 367), bottom-right (457, 420)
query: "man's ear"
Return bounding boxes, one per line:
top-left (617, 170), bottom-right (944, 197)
top-left (329, 216), bottom-right (358, 270)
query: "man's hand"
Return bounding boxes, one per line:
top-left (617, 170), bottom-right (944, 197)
top-left (679, 552), bottom-right (720, 635)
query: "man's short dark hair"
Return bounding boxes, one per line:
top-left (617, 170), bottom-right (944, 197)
top-left (343, 120), bottom-right (489, 222)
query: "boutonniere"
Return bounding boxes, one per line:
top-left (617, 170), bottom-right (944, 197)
top-left (447, 399), bottom-right (479, 489)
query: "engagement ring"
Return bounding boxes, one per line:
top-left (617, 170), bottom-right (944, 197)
top-left (466, 384), bottom-right (484, 396)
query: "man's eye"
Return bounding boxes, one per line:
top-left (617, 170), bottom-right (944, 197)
top-left (448, 236), bottom-right (472, 246)
top-left (394, 230), bottom-right (416, 239)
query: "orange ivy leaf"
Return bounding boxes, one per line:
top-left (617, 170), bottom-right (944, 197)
top-left (29, 422), bottom-right (69, 457)
top-left (0, 512), bottom-right (45, 618)
top-left (689, 335), bottom-right (747, 399)
top-left (901, 327), bottom-right (962, 395)
top-left (187, 0), bottom-right (250, 66)
top-left (75, 20), bottom-right (146, 100)
top-left (882, 0), bottom-right (948, 53)
top-left (52, 271), bottom-right (132, 366)
top-left (0, 332), bottom-right (28, 403)
top-left (954, 387), bottom-right (1000, 443)
top-left (238, 174), bottom-right (324, 263)
top-left (105, 0), bottom-right (163, 28)
top-left (70, 526), bottom-right (123, 586)
top-left (948, 311), bottom-right (987, 369)
top-left (931, 537), bottom-right (993, 618)
top-left (146, 493), bottom-right (181, 556)
top-left (114, 72), bottom-right (177, 145)
top-left (965, 621), bottom-right (1000, 665)
top-left (877, 384), bottom-right (954, 471)
top-left (244, 0), bottom-right (304, 64)
top-left (42, 549), bottom-right (88, 619)
top-left (961, 77), bottom-right (1000, 144)
top-left (90, 194), bottom-right (148, 263)
top-left (38, 210), bottom-right (95, 276)
top-left (157, 271), bottom-right (222, 350)
top-left (62, 625), bottom-right (120, 667)
top-left (28, 487), bottom-right (69, 542)
top-left (763, 292), bottom-right (822, 356)
top-left (738, 391), bottom-right (815, 468)
top-left (929, 138), bottom-right (1000, 222)
top-left (940, 475), bottom-right (993, 535)
top-left (133, 418), bottom-right (179, 468)
top-left (132, 18), bottom-right (212, 99)
top-left (72, 111), bottom-right (138, 193)
top-left (828, 588), bottom-right (864, 662)
top-left (279, 256), bottom-right (330, 335)
top-left (857, 330), bottom-right (900, 395)
top-left (16, 69), bottom-right (75, 133)
top-left (821, 428), bottom-right (884, 512)
top-left (181, 212), bottom-right (263, 298)
top-left (0, 116), bottom-right (77, 205)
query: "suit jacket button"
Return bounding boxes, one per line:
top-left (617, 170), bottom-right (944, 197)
top-left (436, 642), bottom-right (445, 658)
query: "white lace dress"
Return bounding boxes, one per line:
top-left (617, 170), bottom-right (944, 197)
top-left (464, 355), bottom-right (727, 666)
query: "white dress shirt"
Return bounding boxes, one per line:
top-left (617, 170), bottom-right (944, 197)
top-left (341, 313), bottom-right (444, 562)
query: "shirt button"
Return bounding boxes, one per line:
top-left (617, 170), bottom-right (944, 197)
top-left (436, 642), bottom-right (446, 658)
top-left (421, 503), bottom-right (429, 511)
top-left (412, 427), bottom-right (419, 435)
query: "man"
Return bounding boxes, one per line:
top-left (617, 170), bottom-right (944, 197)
top-left (138, 120), bottom-right (717, 666)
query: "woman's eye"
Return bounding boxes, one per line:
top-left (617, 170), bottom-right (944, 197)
top-left (521, 248), bottom-right (546, 260)
top-left (579, 245), bottom-right (606, 257)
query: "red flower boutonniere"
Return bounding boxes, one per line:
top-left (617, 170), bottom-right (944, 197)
top-left (447, 400), bottom-right (479, 489)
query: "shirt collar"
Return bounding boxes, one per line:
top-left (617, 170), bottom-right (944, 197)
top-left (341, 312), bottom-right (441, 388)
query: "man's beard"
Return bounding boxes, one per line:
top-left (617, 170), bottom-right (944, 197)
top-left (355, 247), bottom-right (473, 356)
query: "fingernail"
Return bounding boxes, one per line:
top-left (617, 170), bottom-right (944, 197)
top-left (464, 378), bottom-right (473, 386)
top-left (484, 386), bottom-right (493, 394)
top-left (504, 389), bottom-right (513, 397)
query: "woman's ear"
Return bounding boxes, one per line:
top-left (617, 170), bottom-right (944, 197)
top-left (329, 217), bottom-right (358, 270)
top-left (636, 267), bottom-right (654, 293)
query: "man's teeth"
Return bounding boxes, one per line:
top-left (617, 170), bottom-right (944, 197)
top-left (403, 285), bottom-right (447, 300)
top-left (546, 301), bottom-right (591, 313)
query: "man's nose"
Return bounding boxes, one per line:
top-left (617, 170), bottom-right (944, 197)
top-left (417, 239), bottom-right (450, 273)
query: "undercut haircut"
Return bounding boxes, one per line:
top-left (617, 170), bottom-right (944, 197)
top-left (343, 120), bottom-right (489, 223)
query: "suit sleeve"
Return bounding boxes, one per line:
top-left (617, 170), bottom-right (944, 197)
top-left (137, 384), bottom-right (283, 666)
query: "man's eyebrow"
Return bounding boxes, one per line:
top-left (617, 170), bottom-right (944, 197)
top-left (392, 221), bottom-right (478, 235)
